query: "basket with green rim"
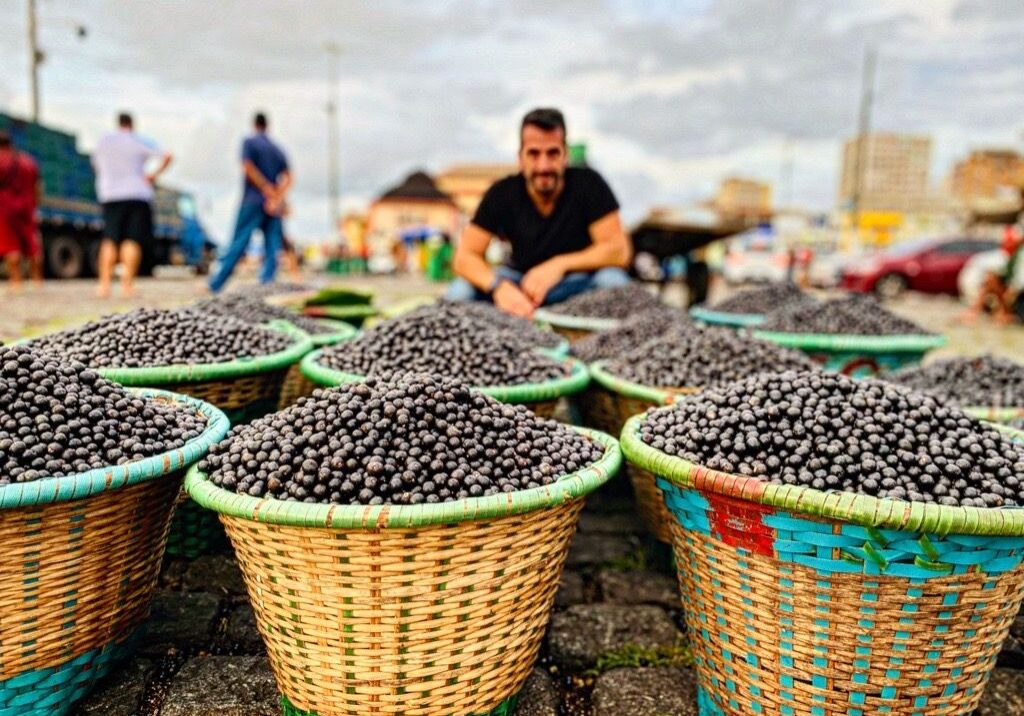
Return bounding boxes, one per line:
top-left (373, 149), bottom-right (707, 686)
top-left (752, 329), bottom-right (946, 377)
top-left (94, 321), bottom-right (310, 558)
top-left (620, 412), bottom-right (1024, 716)
top-left (590, 361), bottom-right (697, 543)
top-left (185, 428), bottom-right (621, 716)
top-left (532, 307), bottom-right (621, 344)
top-left (277, 319), bottom-right (358, 410)
top-left (301, 304), bottom-right (379, 328)
top-left (300, 349), bottom-right (590, 420)
top-left (689, 306), bottom-right (765, 329)
top-left (964, 406), bottom-right (1024, 430)
top-left (0, 390), bottom-right (229, 716)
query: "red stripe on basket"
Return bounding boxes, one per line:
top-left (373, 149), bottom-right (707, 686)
top-left (706, 492), bottom-right (774, 557)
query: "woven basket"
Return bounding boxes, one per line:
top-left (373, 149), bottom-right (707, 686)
top-left (752, 330), bottom-right (946, 377)
top-left (591, 362), bottom-right (697, 543)
top-left (300, 350), bottom-right (591, 421)
top-left (185, 429), bottom-right (621, 716)
top-left (689, 306), bottom-right (766, 329)
top-left (621, 414), bottom-right (1024, 716)
top-left (532, 308), bottom-right (621, 344)
top-left (97, 323), bottom-right (311, 559)
top-left (278, 320), bottom-right (358, 411)
top-left (0, 390), bottom-right (229, 716)
top-left (964, 406), bottom-right (1024, 430)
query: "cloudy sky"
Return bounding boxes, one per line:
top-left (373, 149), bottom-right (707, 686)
top-left (1, 0), bottom-right (1022, 243)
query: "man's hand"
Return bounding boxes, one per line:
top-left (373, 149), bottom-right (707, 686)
top-left (521, 258), bottom-right (566, 306)
top-left (493, 280), bottom-right (535, 318)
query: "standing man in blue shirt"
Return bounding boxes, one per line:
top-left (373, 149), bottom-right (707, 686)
top-left (209, 112), bottom-right (292, 292)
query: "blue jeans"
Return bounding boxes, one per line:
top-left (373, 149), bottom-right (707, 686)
top-left (444, 266), bottom-right (631, 306)
top-left (208, 201), bottom-right (283, 292)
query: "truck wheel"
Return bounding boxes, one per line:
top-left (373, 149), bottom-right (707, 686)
top-left (45, 235), bottom-right (86, 279)
top-left (85, 238), bottom-right (102, 277)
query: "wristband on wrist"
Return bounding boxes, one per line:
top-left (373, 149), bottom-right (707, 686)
top-left (487, 275), bottom-right (505, 296)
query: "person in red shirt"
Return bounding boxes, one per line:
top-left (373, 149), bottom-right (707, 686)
top-left (0, 131), bottom-right (43, 289)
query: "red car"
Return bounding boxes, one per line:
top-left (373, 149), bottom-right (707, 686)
top-left (840, 237), bottom-right (1000, 298)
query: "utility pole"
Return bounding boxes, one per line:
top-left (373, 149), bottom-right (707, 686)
top-left (325, 42), bottom-right (341, 239)
top-left (27, 0), bottom-right (41, 121)
top-left (849, 46), bottom-right (877, 237)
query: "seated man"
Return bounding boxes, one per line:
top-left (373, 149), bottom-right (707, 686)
top-left (446, 108), bottom-right (632, 316)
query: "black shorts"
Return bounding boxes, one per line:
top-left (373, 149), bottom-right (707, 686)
top-left (102, 200), bottom-right (153, 246)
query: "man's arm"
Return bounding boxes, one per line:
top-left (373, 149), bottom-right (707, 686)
top-left (452, 223), bottom-right (534, 317)
top-left (274, 169), bottom-right (293, 196)
top-left (146, 152), bottom-right (173, 185)
top-left (521, 210), bottom-right (632, 304)
top-left (243, 160), bottom-right (276, 197)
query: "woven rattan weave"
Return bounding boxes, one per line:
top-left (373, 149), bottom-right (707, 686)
top-left (0, 390), bottom-right (228, 716)
top-left (185, 429), bottom-right (620, 716)
top-left (621, 416), bottom-right (1024, 716)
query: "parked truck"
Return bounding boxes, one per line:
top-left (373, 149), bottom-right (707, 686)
top-left (0, 111), bottom-right (211, 278)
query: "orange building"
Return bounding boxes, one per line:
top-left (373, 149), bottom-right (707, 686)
top-left (434, 163), bottom-right (517, 217)
top-left (365, 171), bottom-right (460, 250)
top-left (951, 149), bottom-right (1024, 202)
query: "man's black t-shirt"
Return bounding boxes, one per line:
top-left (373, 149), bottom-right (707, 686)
top-left (471, 167), bottom-right (619, 272)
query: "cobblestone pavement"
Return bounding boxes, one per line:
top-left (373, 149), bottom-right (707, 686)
top-left (12, 272), bottom-right (1023, 713)
top-left (72, 475), bottom-right (1024, 715)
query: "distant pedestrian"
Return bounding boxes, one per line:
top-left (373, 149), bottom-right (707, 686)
top-left (208, 112), bottom-right (292, 292)
top-left (0, 130), bottom-right (44, 290)
top-left (92, 112), bottom-right (173, 298)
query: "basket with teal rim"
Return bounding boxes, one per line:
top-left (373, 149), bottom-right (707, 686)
top-left (964, 406), bottom-right (1024, 431)
top-left (690, 306), bottom-right (766, 329)
top-left (300, 349), bottom-right (590, 421)
top-left (0, 390), bottom-right (228, 716)
top-left (589, 362), bottom-right (697, 543)
top-left (752, 330), bottom-right (946, 377)
top-left (532, 307), bottom-right (621, 344)
top-left (277, 320), bottom-right (359, 410)
top-left (620, 412), bottom-right (1024, 716)
top-left (93, 321), bottom-right (311, 559)
top-left (185, 429), bottom-right (621, 716)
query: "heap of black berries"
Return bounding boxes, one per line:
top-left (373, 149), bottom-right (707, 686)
top-left (606, 325), bottom-right (818, 388)
top-left (200, 373), bottom-right (606, 505)
top-left (572, 307), bottom-right (693, 363)
top-left (27, 307), bottom-right (296, 368)
top-left (317, 305), bottom-right (570, 386)
top-left (889, 355), bottom-right (1024, 408)
top-left (437, 300), bottom-right (562, 349)
top-left (640, 371), bottom-right (1024, 508)
top-left (193, 294), bottom-right (336, 335)
top-left (546, 284), bottom-right (663, 320)
top-left (0, 345), bottom-right (208, 484)
top-left (710, 283), bottom-right (811, 316)
top-left (760, 294), bottom-right (931, 336)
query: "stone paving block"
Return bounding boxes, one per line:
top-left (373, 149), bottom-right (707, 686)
top-left (183, 553), bottom-right (248, 595)
top-left (977, 668), bottom-right (1024, 716)
top-left (74, 658), bottom-right (153, 716)
top-left (548, 604), bottom-right (683, 670)
top-left (566, 533), bottom-right (636, 568)
top-left (597, 570), bottom-right (680, 609)
top-left (513, 668), bottom-right (560, 716)
top-left (159, 655), bottom-right (280, 716)
top-left (555, 570), bottom-right (586, 608)
top-left (223, 603), bottom-right (266, 655)
top-left (591, 666), bottom-right (698, 716)
top-left (139, 591), bottom-right (220, 657)
top-left (998, 614), bottom-right (1024, 668)
top-left (578, 510), bottom-right (645, 535)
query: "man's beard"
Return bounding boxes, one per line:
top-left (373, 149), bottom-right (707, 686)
top-left (529, 171), bottom-right (561, 198)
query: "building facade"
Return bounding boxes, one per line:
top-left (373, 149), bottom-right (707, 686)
top-left (714, 177), bottom-right (773, 223)
top-left (434, 163), bottom-right (517, 218)
top-left (838, 133), bottom-right (934, 213)
top-left (951, 149), bottom-right (1024, 202)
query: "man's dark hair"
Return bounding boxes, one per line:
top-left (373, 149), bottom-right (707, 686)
top-left (254, 112), bottom-right (268, 130)
top-left (521, 108), bottom-right (566, 144)
top-left (117, 112), bottom-right (133, 128)
top-left (0, 130), bottom-right (10, 148)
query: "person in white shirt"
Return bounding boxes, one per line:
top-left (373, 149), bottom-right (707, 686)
top-left (92, 112), bottom-right (172, 298)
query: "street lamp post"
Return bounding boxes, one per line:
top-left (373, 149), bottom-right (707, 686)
top-left (326, 42), bottom-right (341, 239)
top-left (27, 0), bottom-right (40, 121)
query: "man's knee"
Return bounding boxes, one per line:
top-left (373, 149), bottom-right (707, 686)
top-left (444, 277), bottom-right (480, 302)
top-left (592, 266), bottom-right (631, 288)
